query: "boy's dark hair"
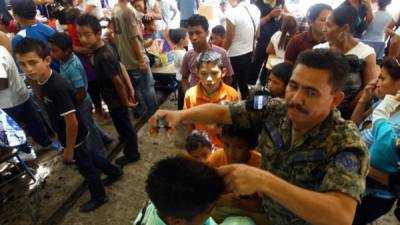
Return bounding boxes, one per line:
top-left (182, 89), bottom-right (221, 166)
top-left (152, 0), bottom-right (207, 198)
top-left (66, 7), bottom-right (82, 24)
top-left (169, 28), bottom-right (188, 45)
top-left (14, 38), bottom-right (50, 59)
top-left (211, 25), bottom-right (225, 37)
top-left (221, 125), bottom-right (258, 150)
top-left (146, 157), bottom-right (225, 221)
top-left (307, 3), bottom-right (332, 23)
top-left (295, 49), bottom-right (350, 92)
top-left (196, 50), bottom-right (224, 69)
top-left (187, 14), bottom-right (209, 32)
top-left (185, 131), bottom-right (212, 153)
top-left (76, 14), bottom-right (101, 34)
top-left (11, 0), bottom-right (37, 20)
top-left (48, 32), bottom-right (73, 51)
top-left (271, 62), bottom-right (293, 85)
top-left (142, 16), bottom-right (155, 26)
top-left (332, 4), bottom-right (358, 33)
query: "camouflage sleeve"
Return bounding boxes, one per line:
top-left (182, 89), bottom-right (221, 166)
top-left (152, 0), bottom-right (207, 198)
top-left (320, 146), bottom-right (369, 203)
top-left (228, 98), bottom-right (285, 131)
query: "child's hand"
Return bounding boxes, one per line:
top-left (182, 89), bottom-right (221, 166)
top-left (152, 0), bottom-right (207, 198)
top-left (139, 61), bottom-right (149, 75)
top-left (63, 147), bottom-right (75, 165)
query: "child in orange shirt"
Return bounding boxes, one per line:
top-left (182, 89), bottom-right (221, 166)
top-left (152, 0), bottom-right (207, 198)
top-left (208, 124), bottom-right (266, 225)
top-left (184, 50), bottom-right (239, 148)
top-left (184, 130), bottom-right (212, 164)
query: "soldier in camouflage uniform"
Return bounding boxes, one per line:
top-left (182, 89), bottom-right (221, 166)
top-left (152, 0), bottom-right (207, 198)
top-left (149, 49), bottom-right (369, 225)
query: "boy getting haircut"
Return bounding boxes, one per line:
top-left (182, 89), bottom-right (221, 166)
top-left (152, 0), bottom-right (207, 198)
top-left (185, 130), bottom-right (212, 163)
top-left (134, 156), bottom-right (225, 225)
top-left (184, 50), bottom-right (239, 148)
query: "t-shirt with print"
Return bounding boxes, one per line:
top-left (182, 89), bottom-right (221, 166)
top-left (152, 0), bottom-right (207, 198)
top-left (0, 46), bottom-right (29, 109)
top-left (112, 2), bottom-right (148, 70)
top-left (181, 45), bottom-right (234, 87)
top-left (93, 44), bottom-right (124, 109)
top-left (11, 23), bottom-right (56, 48)
top-left (39, 72), bottom-right (87, 147)
top-left (60, 53), bottom-right (88, 90)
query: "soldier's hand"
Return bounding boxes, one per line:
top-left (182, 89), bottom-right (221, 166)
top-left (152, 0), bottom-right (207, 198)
top-left (218, 164), bottom-right (267, 196)
top-left (149, 110), bottom-right (182, 138)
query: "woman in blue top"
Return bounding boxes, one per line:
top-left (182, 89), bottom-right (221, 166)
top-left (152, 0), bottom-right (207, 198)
top-left (352, 56), bottom-right (400, 224)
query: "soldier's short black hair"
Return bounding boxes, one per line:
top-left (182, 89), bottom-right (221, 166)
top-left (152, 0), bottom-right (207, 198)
top-left (211, 25), bottom-right (225, 37)
top-left (295, 49), bottom-right (350, 92)
top-left (146, 157), bottom-right (225, 221)
top-left (185, 131), bottom-right (212, 153)
top-left (221, 125), bottom-right (258, 150)
top-left (196, 50), bottom-right (224, 70)
top-left (76, 14), bottom-right (101, 35)
top-left (48, 32), bottom-right (73, 51)
top-left (14, 38), bottom-right (50, 59)
top-left (187, 14), bottom-right (209, 32)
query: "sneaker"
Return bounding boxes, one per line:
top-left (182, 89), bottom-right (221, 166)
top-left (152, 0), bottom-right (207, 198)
top-left (79, 197), bottom-right (109, 213)
top-left (115, 155), bottom-right (140, 166)
top-left (39, 142), bottom-right (63, 152)
top-left (101, 169), bottom-right (123, 186)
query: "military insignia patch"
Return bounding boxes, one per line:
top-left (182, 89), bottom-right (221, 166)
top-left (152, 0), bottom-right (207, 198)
top-left (253, 95), bottom-right (268, 110)
top-left (334, 152), bottom-right (360, 172)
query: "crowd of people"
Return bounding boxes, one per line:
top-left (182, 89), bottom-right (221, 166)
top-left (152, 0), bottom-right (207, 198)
top-left (1, 0), bottom-right (400, 224)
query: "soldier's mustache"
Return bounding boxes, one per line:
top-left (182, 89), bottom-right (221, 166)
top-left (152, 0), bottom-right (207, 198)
top-left (286, 103), bottom-right (309, 115)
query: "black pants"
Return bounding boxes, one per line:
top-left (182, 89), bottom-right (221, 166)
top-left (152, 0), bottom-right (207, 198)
top-left (74, 144), bottom-right (120, 201)
top-left (108, 107), bottom-right (140, 159)
top-left (230, 52), bottom-right (252, 99)
top-left (352, 194), bottom-right (396, 225)
top-left (247, 42), bottom-right (268, 85)
top-left (88, 81), bottom-right (102, 110)
top-left (177, 82), bottom-right (184, 110)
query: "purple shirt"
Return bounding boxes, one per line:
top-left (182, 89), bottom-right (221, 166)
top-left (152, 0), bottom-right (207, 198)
top-left (181, 45), bottom-right (234, 87)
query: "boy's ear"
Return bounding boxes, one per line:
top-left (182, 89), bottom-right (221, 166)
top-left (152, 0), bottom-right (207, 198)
top-left (221, 67), bottom-right (226, 78)
top-left (44, 55), bottom-right (52, 65)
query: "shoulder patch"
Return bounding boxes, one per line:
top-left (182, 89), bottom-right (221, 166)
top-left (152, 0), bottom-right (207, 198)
top-left (334, 152), bottom-right (360, 172)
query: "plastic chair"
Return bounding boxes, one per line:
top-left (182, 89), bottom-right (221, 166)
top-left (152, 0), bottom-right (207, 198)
top-left (0, 147), bottom-right (36, 188)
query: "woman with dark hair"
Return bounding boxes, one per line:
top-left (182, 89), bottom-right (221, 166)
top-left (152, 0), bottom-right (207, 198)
top-left (340, 0), bottom-right (373, 38)
top-left (267, 14), bottom-right (298, 59)
top-left (351, 56), bottom-right (400, 225)
top-left (315, 4), bottom-right (377, 118)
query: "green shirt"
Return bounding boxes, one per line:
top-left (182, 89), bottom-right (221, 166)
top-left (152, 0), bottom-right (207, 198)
top-left (228, 98), bottom-right (369, 225)
top-left (133, 201), bottom-right (218, 225)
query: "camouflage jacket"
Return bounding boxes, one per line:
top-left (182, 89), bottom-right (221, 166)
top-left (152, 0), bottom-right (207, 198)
top-left (228, 98), bottom-right (369, 225)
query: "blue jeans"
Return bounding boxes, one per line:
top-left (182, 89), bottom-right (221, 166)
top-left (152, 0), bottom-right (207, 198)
top-left (128, 66), bottom-right (158, 118)
top-left (3, 97), bottom-right (52, 149)
top-left (77, 96), bottom-right (107, 158)
top-left (108, 106), bottom-right (139, 159)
